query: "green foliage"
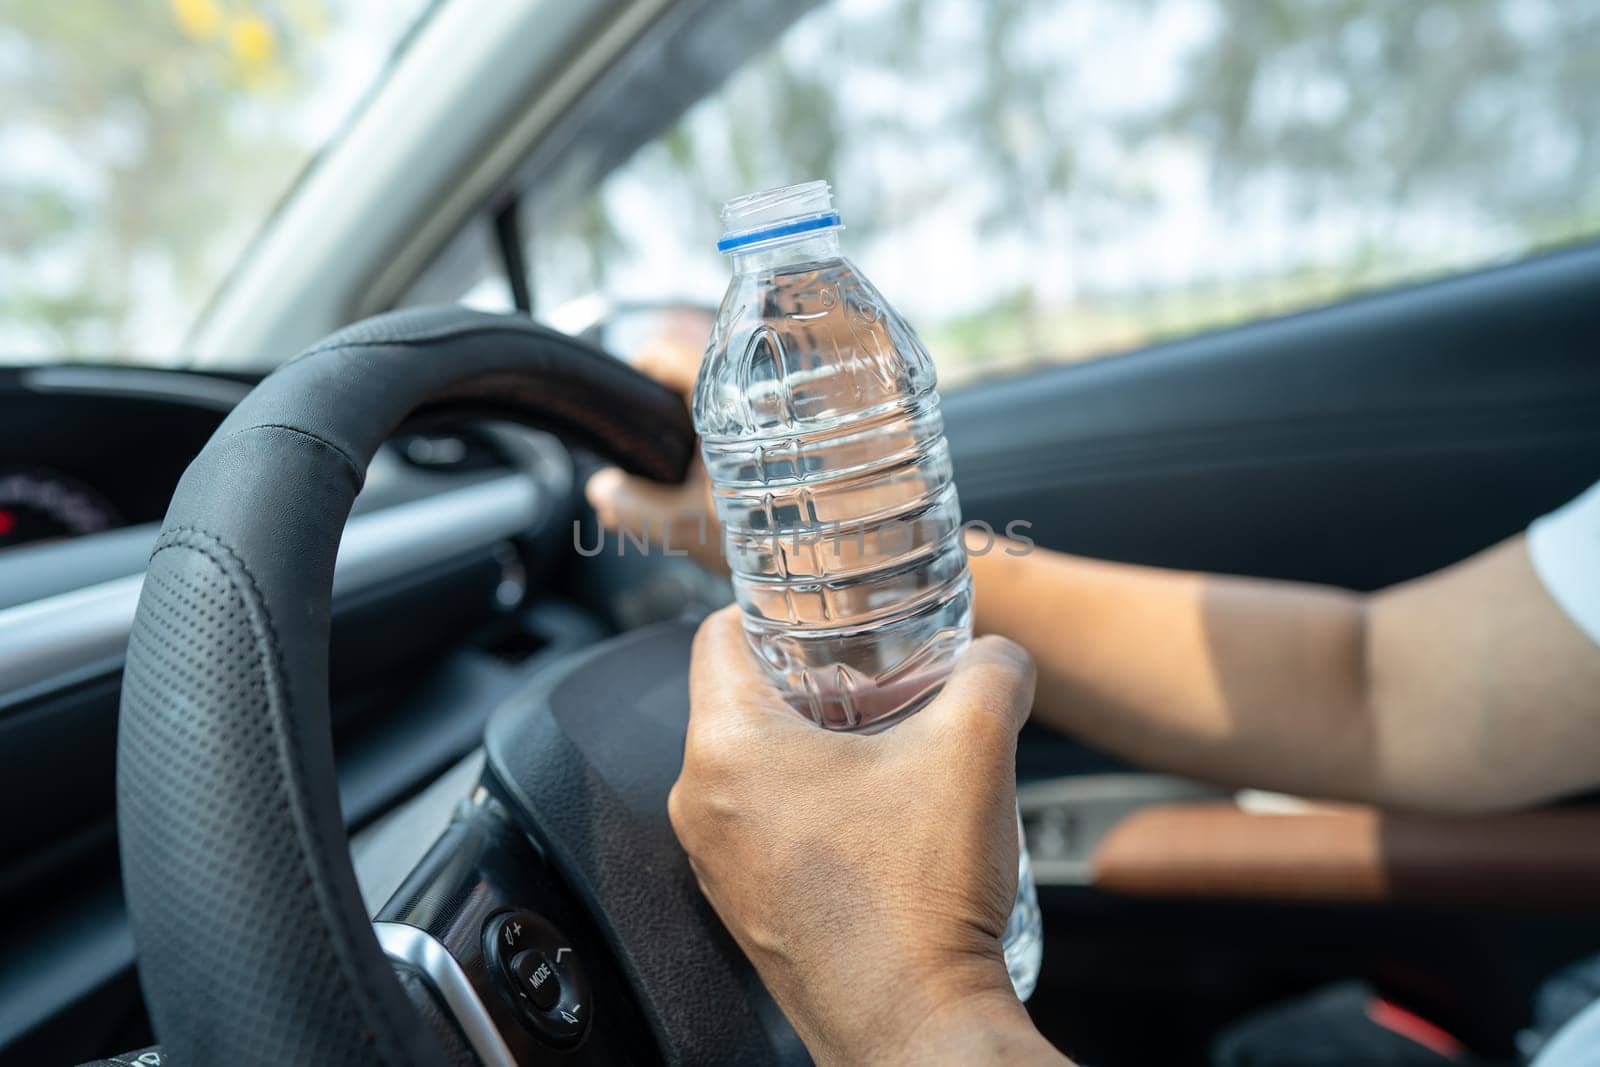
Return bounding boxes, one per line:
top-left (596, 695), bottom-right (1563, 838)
top-left (0, 0), bottom-right (333, 358)
top-left (4, 0), bottom-right (1598, 372)
top-left (559, 0), bottom-right (1600, 383)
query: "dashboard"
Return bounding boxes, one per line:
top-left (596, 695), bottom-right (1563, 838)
top-left (0, 361), bottom-right (607, 1063)
top-left (0, 366), bottom-right (254, 552)
top-left (0, 364), bottom-right (561, 555)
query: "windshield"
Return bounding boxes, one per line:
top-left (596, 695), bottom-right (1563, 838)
top-left (0, 0), bottom-right (435, 366)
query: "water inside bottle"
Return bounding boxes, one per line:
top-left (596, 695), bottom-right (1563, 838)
top-left (696, 180), bottom-right (1041, 997)
top-left (698, 251), bottom-right (974, 730)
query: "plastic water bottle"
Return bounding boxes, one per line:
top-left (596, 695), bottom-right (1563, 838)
top-left (692, 180), bottom-right (1042, 1000)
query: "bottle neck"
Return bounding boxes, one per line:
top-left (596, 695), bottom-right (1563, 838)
top-left (728, 230), bottom-right (842, 274)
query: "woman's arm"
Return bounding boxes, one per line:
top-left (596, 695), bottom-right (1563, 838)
top-left (967, 534), bottom-right (1600, 812)
top-left (588, 332), bottom-right (1600, 813)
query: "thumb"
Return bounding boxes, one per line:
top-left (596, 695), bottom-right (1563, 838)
top-left (687, 605), bottom-right (809, 739)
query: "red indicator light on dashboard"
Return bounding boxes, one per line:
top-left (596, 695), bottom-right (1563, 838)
top-left (0, 509), bottom-right (14, 536)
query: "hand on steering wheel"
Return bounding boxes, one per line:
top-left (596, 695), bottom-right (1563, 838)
top-left (585, 328), bottom-right (726, 571)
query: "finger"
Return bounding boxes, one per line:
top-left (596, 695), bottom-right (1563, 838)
top-left (586, 465), bottom-right (693, 527)
top-left (688, 605), bottom-right (799, 734)
top-left (587, 463), bottom-right (728, 571)
top-left (584, 466), bottom-right (624, 524)
top-left (906, 635), bottom-right (1036, 742)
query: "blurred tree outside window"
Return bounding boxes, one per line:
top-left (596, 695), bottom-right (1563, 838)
top-left (0, 0), bottom-right (432, 364)
top-left (523, 0), bottom-right (1600, 388)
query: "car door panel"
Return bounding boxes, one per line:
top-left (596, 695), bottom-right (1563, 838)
top-left (939, 243), bottom-right (1600, 1063)
top-left (945, 242), bottom-right (1600, 590)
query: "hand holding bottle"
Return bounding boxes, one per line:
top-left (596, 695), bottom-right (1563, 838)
top-left (670, 606), bottom-right (1064, 1066)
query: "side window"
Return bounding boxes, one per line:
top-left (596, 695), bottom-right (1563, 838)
top-left (447, 0), bottom-right (1600, 388)
top-left (398, 216), bottom-right (517, 315)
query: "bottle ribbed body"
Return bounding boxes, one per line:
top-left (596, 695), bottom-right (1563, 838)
top-left (696, 256), bottom-right (970, 731)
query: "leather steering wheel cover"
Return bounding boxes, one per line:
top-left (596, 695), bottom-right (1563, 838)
top-left (116, 307), bottom-right (693, 1065)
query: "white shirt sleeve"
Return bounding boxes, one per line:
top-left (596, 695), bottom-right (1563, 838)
top-left (1527, 479), bottom-right (1600, 648)
top-left (1532, 996), bottom-right (1600, 1067)
top-left (1525, 486), bottom-right (1600, 1067)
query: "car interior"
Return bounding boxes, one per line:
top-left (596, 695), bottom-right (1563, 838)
top-left (3, 1), bottom-right (1599, 1064)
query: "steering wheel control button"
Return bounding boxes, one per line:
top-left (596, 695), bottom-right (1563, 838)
top-left (511, 949), bottom-right (560, 1011)
top-left (484, 911), bottom-right (592, 1047)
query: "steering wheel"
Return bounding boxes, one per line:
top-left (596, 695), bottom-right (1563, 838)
top-left (114, 308), bottom-right (803, 1065)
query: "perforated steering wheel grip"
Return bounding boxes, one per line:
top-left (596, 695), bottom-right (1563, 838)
top-left (116, 307), bottom-right (693, 1065)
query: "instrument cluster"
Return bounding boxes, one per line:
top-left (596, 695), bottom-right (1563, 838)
top-left (0, 467), bottom-right (122, 551)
